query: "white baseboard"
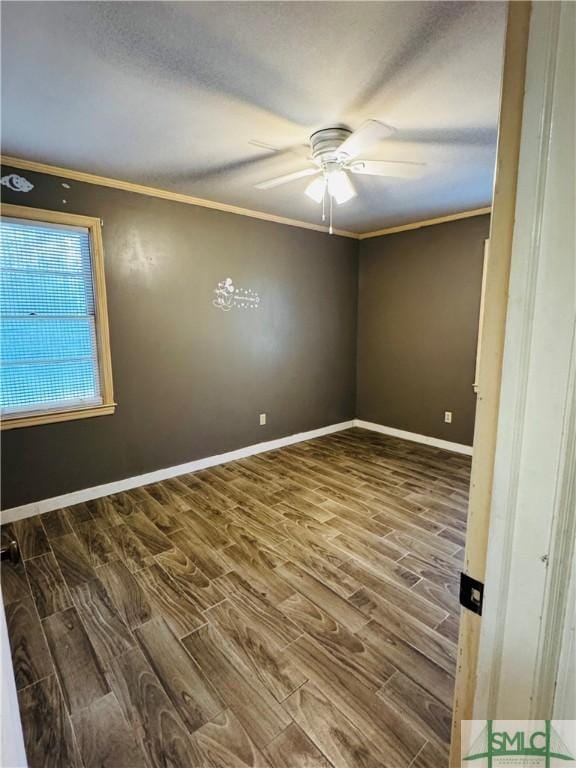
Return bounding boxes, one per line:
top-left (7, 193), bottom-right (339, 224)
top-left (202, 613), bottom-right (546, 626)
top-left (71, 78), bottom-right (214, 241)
top-left (354, 419), bottom-right (473, 456)
top-left (1, 417), bottom-right (473, 524)
top-left (1, 420), bottom-right (354, 524)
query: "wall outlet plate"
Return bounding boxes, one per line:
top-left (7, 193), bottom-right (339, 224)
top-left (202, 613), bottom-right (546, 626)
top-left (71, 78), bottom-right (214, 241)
top-left (444, 411), bottom-right (452, 423)
top-left (259, 413), bottom-right (266, 426)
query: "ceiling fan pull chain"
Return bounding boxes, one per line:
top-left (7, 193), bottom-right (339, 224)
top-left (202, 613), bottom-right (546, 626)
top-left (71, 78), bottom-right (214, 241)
top-left (329, 192), bottom-right (333, 235)
top-left (322, 182), bottom-right (326, 222)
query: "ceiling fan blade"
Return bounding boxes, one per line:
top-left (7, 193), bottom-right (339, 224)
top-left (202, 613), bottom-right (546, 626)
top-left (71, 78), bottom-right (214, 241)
top-left (348, 159), bottom-right (425, 178)
top-left (249, 140), bottom-right (311, 159)
top-left (338, 120), bottom-right (394, 160)
top-left (255, 167), bottom-right (319, 190)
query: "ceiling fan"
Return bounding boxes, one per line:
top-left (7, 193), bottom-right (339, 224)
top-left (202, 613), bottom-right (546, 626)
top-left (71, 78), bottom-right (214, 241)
top-left (254, 120), bottom-right (425, 232)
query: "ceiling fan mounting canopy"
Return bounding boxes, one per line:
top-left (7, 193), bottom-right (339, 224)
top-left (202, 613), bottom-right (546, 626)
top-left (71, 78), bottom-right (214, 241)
top-left (310, 127), bottom-right (353, 168)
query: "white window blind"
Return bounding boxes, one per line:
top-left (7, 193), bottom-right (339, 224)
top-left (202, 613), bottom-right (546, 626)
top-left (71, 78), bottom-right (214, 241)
top-left (0, 216), bottom-right (102, 417)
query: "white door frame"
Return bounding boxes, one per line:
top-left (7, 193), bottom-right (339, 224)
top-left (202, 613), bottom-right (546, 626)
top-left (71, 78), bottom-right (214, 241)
top-left (474, 0), bottom-right (575, 719)
top-left (451, 0), bottom-right (575, 761)
top-left (450, 2), bottom-right (532, 761)
top-left (0, 593), bottom-right (27, 767)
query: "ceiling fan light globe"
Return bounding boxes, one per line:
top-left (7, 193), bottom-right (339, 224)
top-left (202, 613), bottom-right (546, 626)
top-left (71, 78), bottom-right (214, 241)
top-left (304, 176), bottom-right (326, 203)
top-left (327, 170), bottom-right (356, 204)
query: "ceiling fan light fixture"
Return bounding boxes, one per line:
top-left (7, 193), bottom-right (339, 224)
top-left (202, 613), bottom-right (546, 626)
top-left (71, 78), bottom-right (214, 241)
top-left (327, 170), bottom-right (356, 204)
top-left (253, 121), bottom-right (423, 229)
top-left (304, 176), bottom-right (326, 203)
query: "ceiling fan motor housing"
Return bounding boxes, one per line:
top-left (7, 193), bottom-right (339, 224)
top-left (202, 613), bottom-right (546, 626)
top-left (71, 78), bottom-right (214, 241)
top-left (310, 127), bottom-right (352, 169)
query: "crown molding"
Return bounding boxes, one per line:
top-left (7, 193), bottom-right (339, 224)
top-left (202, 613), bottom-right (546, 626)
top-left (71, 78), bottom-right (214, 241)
top-left (0, 155), bottom-right (359, 239)
top-left (358, 206), bottom-right (492, 239)
top-left (1, 155), bottom-right (492, 240)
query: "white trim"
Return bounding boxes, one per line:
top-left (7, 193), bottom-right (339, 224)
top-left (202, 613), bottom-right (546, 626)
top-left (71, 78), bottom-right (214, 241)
top-left (553, 537), bottom-right (576, 719)
top-left (474, 0), bottom-right (576, 719)
top-left (0, 156), bottom-right (358, 240)
top-left (1, 593), bottom-right (27, 768)
top-left (473, 239), bottom-right (490, 394)
top-left (532, 325), bottom-right (576, 716)
top-left (353, 419), bottom-right (473, 456)
top-left (0, 421), bottom-right (354, 524)
top-left (358, 207), bottom-right (491, 240)
top-left (1, 156), bottom-right (494, 240)
top-left (0, 417), bottom-right (473, 525)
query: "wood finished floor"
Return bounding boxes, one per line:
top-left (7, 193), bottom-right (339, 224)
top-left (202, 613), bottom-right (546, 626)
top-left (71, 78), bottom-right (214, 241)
top-left (1, 428), bottom-right (469, 768)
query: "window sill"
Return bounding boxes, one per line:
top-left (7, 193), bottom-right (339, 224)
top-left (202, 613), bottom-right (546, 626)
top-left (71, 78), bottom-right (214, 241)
top-left (0, 403), bottom-right (116, 430)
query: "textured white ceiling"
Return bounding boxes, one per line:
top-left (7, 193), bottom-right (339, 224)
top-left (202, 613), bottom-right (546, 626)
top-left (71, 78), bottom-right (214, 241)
top-left (1, 1), bottom-right (506, 233)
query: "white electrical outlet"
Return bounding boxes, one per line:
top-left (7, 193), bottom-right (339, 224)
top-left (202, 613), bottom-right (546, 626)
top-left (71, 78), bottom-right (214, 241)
top-left (259, 413), bottom-right (267, 426)
top-left (444, 411), bottom-right (452, 424)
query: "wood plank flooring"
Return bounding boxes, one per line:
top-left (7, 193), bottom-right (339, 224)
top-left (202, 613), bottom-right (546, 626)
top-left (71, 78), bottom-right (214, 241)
top-left (1, 428), bottom-right (469, 768)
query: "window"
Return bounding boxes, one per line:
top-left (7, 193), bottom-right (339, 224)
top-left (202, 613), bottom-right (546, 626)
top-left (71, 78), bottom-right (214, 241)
top-left (0, 205), bottom-right (114, 429)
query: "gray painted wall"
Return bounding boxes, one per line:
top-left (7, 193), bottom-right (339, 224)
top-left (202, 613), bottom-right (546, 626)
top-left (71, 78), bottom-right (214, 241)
top-left (1, 167), bottom-right (358, 507)
top-left (356, 215), bottom-right (490, 445)
top-left (0, 167), bottom-right (488, 508)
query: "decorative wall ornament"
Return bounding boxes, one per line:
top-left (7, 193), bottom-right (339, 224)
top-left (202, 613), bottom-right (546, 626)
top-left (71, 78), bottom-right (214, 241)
top-left (1, 174), bottom-right (34, 193)
top-left (213, 277), bottom-right (260, 311)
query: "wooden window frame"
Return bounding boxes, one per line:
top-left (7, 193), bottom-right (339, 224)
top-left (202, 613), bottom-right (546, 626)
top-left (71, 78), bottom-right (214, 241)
top-left (0, 204), bottom-right (115, 430)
